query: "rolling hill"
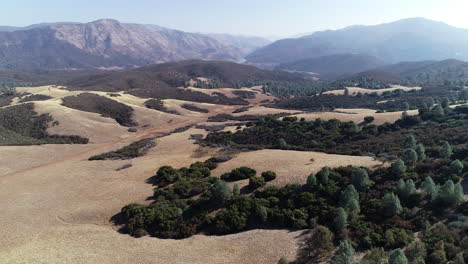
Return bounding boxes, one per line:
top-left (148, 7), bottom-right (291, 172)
top-left (67, 60), bottom-right (304, 104)
top-left (247, 18), bottom-right (468, 64)
top-left (276, 54), bottom-right (386, 79)
top-left (0, 19), bottom-right (265, 69)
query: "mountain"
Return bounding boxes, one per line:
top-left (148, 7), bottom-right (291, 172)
top-left (246, 18), bottom-right (468, 64)
top-left (276, 53), bottom-right (386, 79)
top-left (0, 19), bottom-right (249, 69)
top-left (206, 34), bottom-right (270, 55)
top-left (0, 22), bottom-right (80, 32)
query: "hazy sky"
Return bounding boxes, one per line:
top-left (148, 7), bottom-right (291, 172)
top-left (2, 0), bottom-right (468, 38)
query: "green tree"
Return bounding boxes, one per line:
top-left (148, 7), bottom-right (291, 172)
top-left (440, 141), bottom-right (453, 158)
top-left (361, 248), bottom-right (386, 264)
top-left (450, 160), bottom-right (464, 175)
top-left (402, 148), bottom-right (418, 166)
top-left (427, 241), bottom-right (447, 264)
top-left (210, 179), bottom-right (232, 206)
top-left (382, 192), bottom-right (403, 216)
top-left (432, 104), bottom-right (445, 117)
top-left (261, 171), bottom-right (277, 182)
top-left (330, 240), bottom-right (356, 264)
top-left (300, 225), bottom-right (334, 259)
top-left (334, 207), bottom-right (348, 230)
top-left (249, 177), bottom-right (266, 189)
top-left (405, 135), bottom-right (417, 149)
top-left (340, 185), bottom-right (360, 214)
top-left (405, 241), bottom-right (427, 263)
top-left (441, 98), bottom-right (450, 108)
top-left (454, 183), bottom-right (465, 205)
top-left (415, 144), bottom-right (427, 161)
top-left (391, 159), bottom-right (406, 176)
top-left (277, 257), bottom-right (289, 264)
top-left (388, 249), bottom-right (408, 264)
top-left (402, 102), bottom-right (410, 111)
top-left (453, 253), bottom-right (466, 264)
top-left (351, 167), bottom-right (370, 191)
top-left (421, 177), bottom-right (438, 200)
top-left (307, 173), bottom-right (317, 188)
top-left (317, 167), bottom-right (330, 184)
top-left (232, 184), bottom-right (240, 196)
top-left (278, 138), bottom-right (288, 149)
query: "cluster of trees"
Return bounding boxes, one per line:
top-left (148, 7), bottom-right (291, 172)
top-left (0, 103), bottom-right (88, 146)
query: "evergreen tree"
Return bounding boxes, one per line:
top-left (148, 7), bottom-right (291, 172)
top-left (388, 249), bottom-right (408, 264)
top-left (404, 135), bottom-right (417, 149)
top-left (421, 176), bottom-right (438, 200)
top-left (340, 185), bottom-right (360, 214)
top-left (361, 248), bottom-right (386, 264)
top-left (415, 144), bottom-right (427, 161)
top-left (382, 192), bottom-right (403, 216)
top-left (440, 141), bottom-right (453, 158)
top-left (427, 241), bottom-right (447, 264)
top-left (441, 98), bottom-right (450, 108)
top-left (277, 257), bottom-right (289, 264)
top-left (402, 148), bottom-right (418, 166)
top-left (307, 173), bottom-right (317, 188)
top-left (330, 240), bottom-right (356, 264)
top-left (454, 183), bottom-right (465, 205)
top-left (437, 180), bottom-right (456, 206)
top-left (334, 207), bottom-right (348, 230)
top-left (402, 102), bottom-right (410, 111)
top-left (351, 168), bottom-right (370, 191)
top-left (391, 159), bottom-right (406, 176)
top-left (450, 160), bottom-right (464, 175)
top-left (278, 138), bottom-right (288, 149)
top-left (433, 104), bottom-right (445, 117)
top-left (427, 97), bottom-right (435, 107)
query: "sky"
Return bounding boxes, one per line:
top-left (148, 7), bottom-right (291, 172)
top-left (2, 0), bottom-right (468, 38)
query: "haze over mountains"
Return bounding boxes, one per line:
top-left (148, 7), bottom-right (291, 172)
top-left (1, 17), bottom-right (468, 74)
top-left (247, 18), bottom-right (468, 65)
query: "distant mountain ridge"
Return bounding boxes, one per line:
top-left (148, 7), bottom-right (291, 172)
top-left (247, 18), bottom-right (468, 64)
top-left (0, 19), bottom-right (268, 69)
top-left (276, 53), bottom-right (386, 79)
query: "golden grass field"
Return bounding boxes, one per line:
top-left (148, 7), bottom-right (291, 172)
top-left (0, 85), bottom-right (404, 263)
top-left (323, 85), bottom-right (421, 96)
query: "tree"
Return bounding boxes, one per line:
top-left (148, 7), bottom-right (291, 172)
top-left (402, 148), bottom-right (418, 166)
top-left (300, 226), bottom-right (334, 260)
top-left (433, 104), bottom-right (445, 118)
top-left (329, 240), bottom-right (356, 264)
top-left (277, 257), bottom-right (289, 264)
top-left (307, 173), bottom-right (317, 188)
top-left (317, 167), bottom-right (330, 184)
top-left (278, 138), bottom-right (288, 149)
top-left (397, 179), bottom-right (416, 202)
top-left (405, 241), bottom-right (426, 264)
top-left (364, 116), bottom-right (375, 123)
top-left (450, 160), bottom-right (464, 175)
top-left (382, 192), bottom-right (403, 216)
top-left (391, 159), bottom-right (406, 176)
top-left (426, 97), bottom-right (435, 107)
top-left (340, 185), bottom-right (360, 214)
top-left (427, 241), bottom-right (447, 264)
top-left (421, 177), bottom-right (438, 200)
top-left (405, 135), bottom-right (416, 149)
top-left (388, 249), bottom-right (408, 264)
top-left (361, 248), bottom-right (386, 264)
top-left (232, 184), bottom-right (240, 196)
top-left (440, 141), bottom-right (453, 158)
top-left (249, 177), bottom-right (266, 190)
top-left (436, 180), bottom-right (461, 206)
top-left (210, 179), bottom-right (232, 206)
top-left (454, 183), bottom-right (465, 205)
top-left (441, 98), bottom-right (450, 108)
top-left (261, 171), bottom-right (277, 182)
top-left (453, 253), bottom-right (466, 264)
top-left (351, 167), bottom-right (370, 191)
top-left (415, 143), bottom-right (426, 161)
top-left (402, 102), bottom-right (410, 111)
top-left (334, 207), bottom-right (348, 230)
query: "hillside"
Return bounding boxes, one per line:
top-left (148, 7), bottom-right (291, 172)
top-left (276, 54), bottom-right (386, 79)
top-left (247, 18), bottom-right (468, 64)
top-left (67, 60), bottom-right (304, 104)
top-left (0, 19), bottom-right (247, 69)
top-left (206, 33), bottom-right (270, 55)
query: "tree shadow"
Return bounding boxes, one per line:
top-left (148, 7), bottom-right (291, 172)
top-left (109, 211), bottom-right (128, 234)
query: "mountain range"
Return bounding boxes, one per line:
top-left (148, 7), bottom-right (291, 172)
top-left (247, 18), bottom-right (468, 65)
top-left (0, 19), bottom-right (268, 69)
